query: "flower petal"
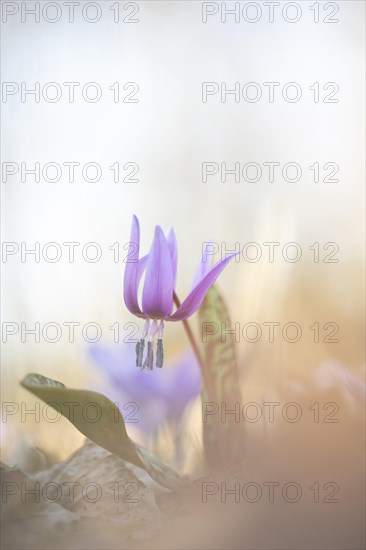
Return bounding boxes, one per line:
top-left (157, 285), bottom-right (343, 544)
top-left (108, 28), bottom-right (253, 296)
top-left (123, 216), bottom-right (148, 316)
top-left (142, 226), bottom-right (174, 318)
top-left (166, 227), bottom-right (178, 289)
top-left (169, 253), bottom-right (238, 321)
top-left (191, 241), bottom-right (214, 289)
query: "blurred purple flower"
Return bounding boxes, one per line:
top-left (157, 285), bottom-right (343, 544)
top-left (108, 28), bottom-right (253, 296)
top-left (284, 361), bottom-right (365, 410)
top-left (314, 361), bottom-right (365, 407)
top-left (124, 215), bottom-right (237, 369)
top-left (88, 343), bottom-right (201, 435)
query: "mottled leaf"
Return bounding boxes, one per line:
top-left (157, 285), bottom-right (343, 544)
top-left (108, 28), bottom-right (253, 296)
top-left (199, 286), bottom-right (245, 468)
top-left (20, 373), bottom-right (184, 491)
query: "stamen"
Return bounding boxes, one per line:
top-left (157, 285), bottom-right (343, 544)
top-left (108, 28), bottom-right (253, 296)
top-left (138, 319), bottom-right (163, 371)
top-left (135, 320), bottom-right (150, 369)
top-left (156, 339), bottom-right (163, 368)
top-left (158, 319), bottom-right (164, 339)
top-left (142, 341), bottom-right (154, 371)
top-left (135, 339), bottom-right (144, 368)
top-left (142, 319), bottom-right (150, 339)
top-left (156, 320), bottom-right (164, 368)
top-left (150, 319), bottom-right (158, 339)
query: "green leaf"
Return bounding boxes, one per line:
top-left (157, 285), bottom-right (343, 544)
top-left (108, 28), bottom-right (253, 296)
top-left (199, 286), bottom-right (245, 469)
top-left (20, 373), bottom-right (184, 491)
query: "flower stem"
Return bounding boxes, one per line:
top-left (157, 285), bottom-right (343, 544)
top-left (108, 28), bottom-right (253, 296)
top-left (173, 292), bottom-right (216, 404)
top-left (173, 292), bottom-right (228, 467)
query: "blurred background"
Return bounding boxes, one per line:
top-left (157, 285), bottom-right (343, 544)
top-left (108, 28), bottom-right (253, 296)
top-left (1, 1), bottom-right (365, 546)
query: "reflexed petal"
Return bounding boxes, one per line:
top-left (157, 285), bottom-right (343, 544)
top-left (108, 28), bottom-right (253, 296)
top-left (169, 253), bottom-right (237, 321)
top-left (191, 241), bottom-right (214, 289)
top-left (123, 215), bottom-right (143, 315)
top-left (166, 227), bottom-right (178, 289)
top-left (142, 226), bottom-right (174, 318)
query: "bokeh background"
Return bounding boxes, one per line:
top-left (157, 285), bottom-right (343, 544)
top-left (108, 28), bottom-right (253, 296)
top-left (1, 1), bottom-right (365, 547)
